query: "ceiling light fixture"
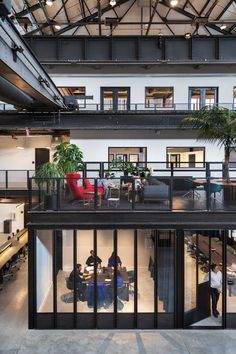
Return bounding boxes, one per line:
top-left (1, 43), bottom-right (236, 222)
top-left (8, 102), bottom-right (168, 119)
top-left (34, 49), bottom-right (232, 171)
top-left (185, 32), bottom-right (191, 39)
top-left (54, 24), bottom-right (61, 30)
top-left (110, 0), bottom-right (116, 6)
top-left (46, 0), bottom-right (54, 6)
top-left (170, 0), bottom-right (178, 6)
top-left (220, 24), bottom-right (227, 30)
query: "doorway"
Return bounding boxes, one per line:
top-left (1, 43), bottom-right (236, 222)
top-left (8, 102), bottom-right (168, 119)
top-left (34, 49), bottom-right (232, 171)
top-left (101, 87), bottom-right (130, 111)
top-left (189, 87), bottom-right (218, 110)
top-left (184, 230), bottom-right (223, 328)
top-left (35, 148), bottom-right (50, 169)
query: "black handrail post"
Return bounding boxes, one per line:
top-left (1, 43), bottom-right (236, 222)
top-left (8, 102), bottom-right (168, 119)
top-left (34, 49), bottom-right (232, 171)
top-left (94, 178), bottom-right (98, 210)
top-left (100, 162), bottom-right (104, 178)
top-left (169, 162), bottom-right (174, 211)
top-left (28, 178), bottom-right (32, 210)
top-left (84, 162), bottom-right (87, 179)
top-left (56, 178), bottom-right (60, 211)
top-left (5, 170), bottom-right (8, 189)
top-left (27, 170), bottom-right (30, 190)
top-left (206, 162), bottom-right (211, 211)
top-left (132, 180), bottom-right (135, 210)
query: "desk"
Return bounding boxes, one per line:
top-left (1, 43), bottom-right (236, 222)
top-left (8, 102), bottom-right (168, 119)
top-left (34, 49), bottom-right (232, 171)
top-left (0, 230), bottom-right (28, 269)
top-left (83, 191), bottom-right (102, 207)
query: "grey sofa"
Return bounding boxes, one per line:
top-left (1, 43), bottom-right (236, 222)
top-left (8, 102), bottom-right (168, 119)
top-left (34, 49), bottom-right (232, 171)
top-left (142, 182), bottom-right (169, 202)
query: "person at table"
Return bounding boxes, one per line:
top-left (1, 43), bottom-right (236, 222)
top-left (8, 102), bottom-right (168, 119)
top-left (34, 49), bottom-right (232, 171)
top-left (98, 172), bottom-right (117, 199)
top-left (104, 270), bottom-right (125, 308)
top-left (108, 251), bottom-right (122, 268)
top-left (69, 263), bottom-right (87, 301)
top-left (204, 263), bottom-right (222, 318)
top-left (86, 250), bottom-right (102, 267)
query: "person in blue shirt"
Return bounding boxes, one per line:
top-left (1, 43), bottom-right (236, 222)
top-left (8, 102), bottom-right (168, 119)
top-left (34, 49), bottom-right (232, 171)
top-left (98, 172), bottom-right (117, 199)
top-left (108, 251), bottom-right (122, 267)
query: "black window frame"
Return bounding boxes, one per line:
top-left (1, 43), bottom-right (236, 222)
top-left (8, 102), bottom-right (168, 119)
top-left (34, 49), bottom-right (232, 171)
top-left (145, 86), bottom-right (174, 109)
top-left (166, 147), bottom-right (206, 168)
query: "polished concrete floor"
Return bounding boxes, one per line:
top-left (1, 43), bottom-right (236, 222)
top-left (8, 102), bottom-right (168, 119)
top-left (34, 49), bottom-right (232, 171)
top-left (2, 261), bottom-right (236, 353)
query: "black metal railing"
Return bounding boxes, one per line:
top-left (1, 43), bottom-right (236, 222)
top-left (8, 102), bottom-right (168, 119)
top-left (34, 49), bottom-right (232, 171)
top-left (0, 170), bottom-right (35, 190)
top-left (28, 162), bottom-right (236, 212)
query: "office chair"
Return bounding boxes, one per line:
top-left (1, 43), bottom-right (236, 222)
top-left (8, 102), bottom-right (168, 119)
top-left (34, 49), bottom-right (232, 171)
top-left (10, 253), bottom-right (21, 272)
top-left (204, 183), bottom-right (222, 203)
top-left (183, 179), bottom-right (201, 199)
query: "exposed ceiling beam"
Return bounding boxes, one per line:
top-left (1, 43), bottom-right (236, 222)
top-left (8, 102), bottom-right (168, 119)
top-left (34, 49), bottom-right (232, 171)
top-left (216, 0), bottom-right (235, 20)
top-left (111, 0), bottom-right (136, 35)
top-left (61, 0), bottom-right (70, 24)
top-left (146, 0), bottom-right (160, 35)
top-left (16, 2), bottom-right (43, 17)
top-left (54, 0), bottom-right (131, 35)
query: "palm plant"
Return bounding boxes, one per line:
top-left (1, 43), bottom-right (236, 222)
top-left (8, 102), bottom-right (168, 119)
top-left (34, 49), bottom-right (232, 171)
top-left (181, 106), bottom-right (236, 181)
top-left (53, 142), bottom-right (84, 175)
top-left (34, 162), bottom-right (64, 195)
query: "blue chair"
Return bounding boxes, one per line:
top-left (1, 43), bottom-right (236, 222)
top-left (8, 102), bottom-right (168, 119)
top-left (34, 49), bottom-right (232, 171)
top-left (183, 179), bottom-right (201, 199)
top-left (204, 182), bottom-right (222, 202)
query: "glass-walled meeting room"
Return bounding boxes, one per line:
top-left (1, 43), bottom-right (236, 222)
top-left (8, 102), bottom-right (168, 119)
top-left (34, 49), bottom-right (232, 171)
top-left (29, 228), bottom-right (236, 329)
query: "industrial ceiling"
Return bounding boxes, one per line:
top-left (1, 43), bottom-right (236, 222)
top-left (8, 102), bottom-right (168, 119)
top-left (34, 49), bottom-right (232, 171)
top-left (11, 0), bottom-right (236, 37)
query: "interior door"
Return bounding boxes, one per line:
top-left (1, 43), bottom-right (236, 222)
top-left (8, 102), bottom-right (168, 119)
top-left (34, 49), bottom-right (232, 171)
top-left (184, 232), bottom-right (211, 327)
top-left (188, 154), bottom-right (196, 168)
top-left (35, 148), bottom-right (50, 169)
top-left (101, 87), bottom-right (130, 111)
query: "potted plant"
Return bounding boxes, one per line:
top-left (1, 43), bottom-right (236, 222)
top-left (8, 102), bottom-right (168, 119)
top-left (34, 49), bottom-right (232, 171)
top-left (53, 142), bottom-right (84, 175)
top-left (34, 162), bottom-right (64, 210)
top-left (181, 106), bottom-right (236, 181)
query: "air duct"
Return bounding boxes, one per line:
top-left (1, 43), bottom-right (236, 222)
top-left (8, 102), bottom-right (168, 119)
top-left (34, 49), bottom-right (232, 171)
top-left (0, 76), bottom-right (35, 108)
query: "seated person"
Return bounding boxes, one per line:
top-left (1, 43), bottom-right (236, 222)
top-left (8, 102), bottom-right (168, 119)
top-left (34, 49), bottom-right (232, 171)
top-left (104, 270), bottom-right (125, 308)
top-left (86, 250), bottom-right (102, 267)
top-left (128, 173), bottom-right (143, 202)
top-left (69, 263), bottom-right (87, 301)
top-left (108, 251), bottom-right (122, 267)
top-left (98, 172), bottom-right (117, 199)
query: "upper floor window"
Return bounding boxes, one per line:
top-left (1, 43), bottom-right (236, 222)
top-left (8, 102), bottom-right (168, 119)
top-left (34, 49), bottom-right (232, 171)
top-left (101, 87), bottom-right (130, 111)
top-left (57, 87), bottom-right (86, 108)
top-left (189, 87), bottom-right (218, 110)
top-left (166, 147), bottom-right (205, 168)
top-left (145, 87), bottom-right (173, 108)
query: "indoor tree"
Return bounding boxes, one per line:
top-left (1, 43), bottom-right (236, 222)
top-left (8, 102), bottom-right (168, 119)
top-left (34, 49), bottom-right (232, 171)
top-left (181, 106), bottom-right (236, 181)
top-left (53, 142), bottom-right (84, 175)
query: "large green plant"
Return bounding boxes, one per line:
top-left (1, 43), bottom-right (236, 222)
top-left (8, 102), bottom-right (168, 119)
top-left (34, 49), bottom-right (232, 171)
top-left (53, 142), bottom-right (84, 175)
top-left (34, 162), bottom-right (64, 195)
top-left (181, 106), bottom-right (236, 181)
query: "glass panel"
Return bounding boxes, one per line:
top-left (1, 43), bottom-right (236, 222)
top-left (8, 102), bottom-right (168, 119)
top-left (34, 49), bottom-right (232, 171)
top-left (117, 229), bottom-right (134, 313)
top-left (138, 229), bottom-right (154, 312)
top-left (157, 231), bottom-right (174, 313)
top-left (205, 89), bottom-right (216, 107)
top-left (36, 230), bottom-right (53, 313)
top-left (184, 231), bottom-right (197, 311)
top-left (97, 230), bottom-right (114, 313)
top-left (227, 230), bottom-right (236, 313)
top-left (103, 90), bottom-right (114, 110)
top-left (117, 89), bottom-right (128, 110)
top-left (77, 230), bottom-right (94, 313)
top-left (190, 89), bottom-right (201, 110)
top-left (145, 87), bottom-right (173, 108)
top-left (57, 230), bottom-right (73, 313)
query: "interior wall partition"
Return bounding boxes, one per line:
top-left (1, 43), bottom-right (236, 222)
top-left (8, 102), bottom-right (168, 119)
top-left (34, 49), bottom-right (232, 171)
top-left (28, 227), bottom-right (236, 329)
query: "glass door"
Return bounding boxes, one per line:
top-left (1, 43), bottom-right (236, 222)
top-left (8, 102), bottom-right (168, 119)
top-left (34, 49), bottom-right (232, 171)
top-left (101, 87), bottom-right (130, 111)
top-left (184, 230), bottom-right (223, 328)
top-left (189, 87), bottom-right (218, 110)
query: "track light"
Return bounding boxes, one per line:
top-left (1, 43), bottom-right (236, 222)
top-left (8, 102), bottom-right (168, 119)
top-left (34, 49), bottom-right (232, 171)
top-left (185, 32), bottom-right (191, 39)
top-left (46, 0), bottom-right (53, 6)
top-left (170, 0), bottom-right (178, 6)
top-left (220, 24), bottom-right (227, 30)
top-left (54, 24), bottom-right (61, 30)
top-left (110, 0), bottom-right (116, 6)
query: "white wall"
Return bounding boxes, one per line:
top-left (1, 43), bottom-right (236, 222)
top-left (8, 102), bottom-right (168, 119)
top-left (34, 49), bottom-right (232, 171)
top-left (62, 229), bottom-right (153, 272)
top-left (0, 203), bottom-right (24, 234)
top-left (52, 74), bottom-right (236, 106)
top-left (36, 230), bottom-right (53, 312)
top-left (71, 138), bottom-right (224, 162)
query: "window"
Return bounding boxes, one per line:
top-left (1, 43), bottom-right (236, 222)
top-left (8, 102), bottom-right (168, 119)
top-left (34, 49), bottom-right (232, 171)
top-left (108, 147), bottom-right (147, 166)
top-left (57, 87), bottom-right (86, 108)
top-left (189, 87), bottom-right (218, 110)
top-left (166, 147), bottom-right (205, 168)
top-left (145, 87), bottom-right (173, 108)
top-left (101, 87), bottom-right (130, 111)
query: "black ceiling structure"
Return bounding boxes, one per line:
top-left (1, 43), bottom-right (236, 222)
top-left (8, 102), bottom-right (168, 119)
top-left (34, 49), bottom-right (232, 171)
top-left (11, 0), bottom-right (236, 37)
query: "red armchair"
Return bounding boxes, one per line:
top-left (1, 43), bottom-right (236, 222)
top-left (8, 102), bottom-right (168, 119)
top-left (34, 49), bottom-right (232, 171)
top-left (66, 173), bottom-right (105, 201)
